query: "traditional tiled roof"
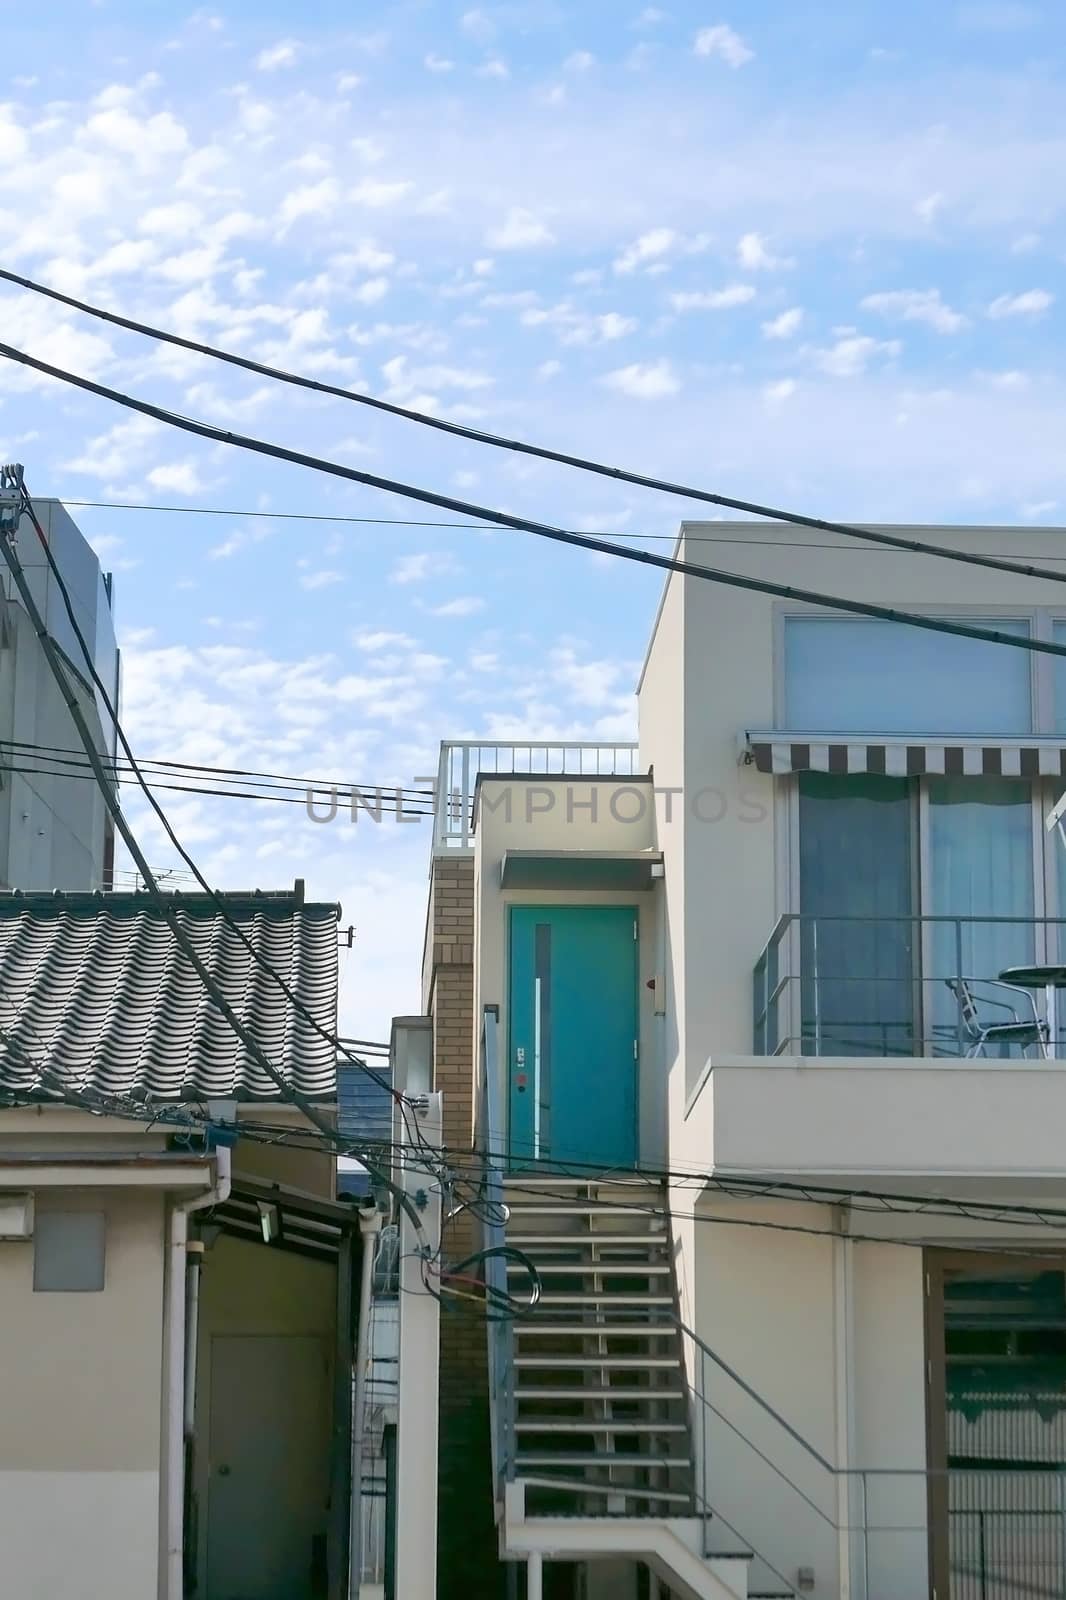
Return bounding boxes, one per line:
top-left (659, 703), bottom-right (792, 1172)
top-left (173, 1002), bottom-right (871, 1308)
top-left (0, 888), bottom-right (340, 1103)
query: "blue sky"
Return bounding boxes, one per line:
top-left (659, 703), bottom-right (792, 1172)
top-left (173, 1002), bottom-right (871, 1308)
top-left (1, 0), bottom-right (1065, 1032)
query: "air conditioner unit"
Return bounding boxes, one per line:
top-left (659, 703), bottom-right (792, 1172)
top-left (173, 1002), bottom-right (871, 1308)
top-left (0, 1192), bottom-right (34, 1239)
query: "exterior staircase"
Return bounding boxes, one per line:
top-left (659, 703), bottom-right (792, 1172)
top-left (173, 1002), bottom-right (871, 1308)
top-left (498, 1173), bottom-right (795, 1599)
top-left (505, 1173), bottom-right (693, 1517)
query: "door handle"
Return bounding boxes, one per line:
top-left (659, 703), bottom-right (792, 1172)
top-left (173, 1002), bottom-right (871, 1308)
top-left (218, 1464), bottom-right (231, 1477)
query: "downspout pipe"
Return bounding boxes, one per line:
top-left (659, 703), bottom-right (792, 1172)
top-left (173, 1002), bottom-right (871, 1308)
top-left (349, 1202), bottom-right (384, 1599)
top-left (164, 1143), bottom-right (232, 1600)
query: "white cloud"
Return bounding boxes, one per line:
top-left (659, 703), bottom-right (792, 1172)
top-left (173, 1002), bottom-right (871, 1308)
top-left (564, 51), bottom-right (596, 72)
top-left (613, 227), bottom-right (676, 274)
top-left (138, 201), bottom-right (202, 237)
top-left (764, 378), bottom-right (798, 407)
top-left (355, 631), bottom-right (416, 651)
top-left (737, 231), bottom-right (793, 271)
top-left (520, 303), bottom-right (637, 343)
top-left (693, 23), bottom-right (754, 67)
top-left (62, 417), bottom-right (160, 479)
top-left (987, 288), bottom-right (1054, 318)
top-left (762, 307), bottom-right (804, 339)
top-left (430, 596), bottom-right (485, 617)
top-left (337, 72), bottom-right (363, 91)
top-left (461, 8), bottom-right (495, 41)
top-left (1011, 232), bottom-right (1041, 255)
top-left (813, 333), bottom-right (901, 377)
top-left (861, 289), bottom-right (968, 334)
top-left (299, 569), bottom-right (345, 591)
top-left (486, 208), bottom-right (554, 249)
top-left (476, 59), bottom-right (510, 79)
top-left (353, 276), bottom-right (390, 305)
top-left (82, 106), bottom-right (189, 165)
top-left (915, 192), bottom-right (945, 224)
top-left (146, 461), bottom-right (205, 494)
top-left (256, 39), bottom-right (300, 71)
top-left (209, 524), bottom-right (272, 560)
top-left (670, 284), bottom-right (755, 311)
top-left (537, 360), bottom-right (562, 380)
top-left (349, 178), bottom-right (413, 209)
top-left (424, 54), bottom-right (455, 73)
top-left (632, 6), bottom-right (666, 22)
top-left (601, 360), bottom-right (680, 399)
top-left (278, 179), bottom-right (339, 228)
top-left (390, 553), bottom-right (436, 584)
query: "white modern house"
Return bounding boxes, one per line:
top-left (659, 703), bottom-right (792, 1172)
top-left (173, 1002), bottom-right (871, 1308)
top-left (420, 521), bottom-right (1066, 1600)
top-left (0, 497), bottom-right (119, 890)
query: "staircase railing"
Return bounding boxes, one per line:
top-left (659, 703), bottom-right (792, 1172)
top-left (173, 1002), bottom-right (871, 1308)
top-left (679, 1315), bottom-right (1066, 1599)
top-left (480, 1004), bottom-right (515, 1505)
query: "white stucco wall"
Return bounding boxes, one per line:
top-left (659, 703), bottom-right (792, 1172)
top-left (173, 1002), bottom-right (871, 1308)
top-left (0, 1186), bottom-right (165, 1600)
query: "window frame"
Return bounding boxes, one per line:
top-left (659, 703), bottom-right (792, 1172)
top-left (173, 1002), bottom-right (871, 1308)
top-left (773, 604), bottom-right (1058, 736)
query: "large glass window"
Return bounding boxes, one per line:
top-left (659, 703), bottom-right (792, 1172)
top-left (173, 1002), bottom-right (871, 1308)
top-left (798, 773), bottom-right (915, 1055)
top-left (797, 775), bottom-right (1045, 1056)
top-left (927, 778), bottom-right (1036, 1050)
top-left (784, 616), bottom-right (1033, 734)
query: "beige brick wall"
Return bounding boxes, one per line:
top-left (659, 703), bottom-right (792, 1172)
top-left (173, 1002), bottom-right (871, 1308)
top-left (426, 855), bottom-right (503, 1599)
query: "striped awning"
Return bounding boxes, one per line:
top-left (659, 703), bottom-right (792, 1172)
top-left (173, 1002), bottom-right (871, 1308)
top-left (743, 733), bottom-right (1066, 778)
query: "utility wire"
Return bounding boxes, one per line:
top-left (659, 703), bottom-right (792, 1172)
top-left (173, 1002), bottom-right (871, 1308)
top-left (7, 267), bottom-right (1066, 589)
top-left (6, 476), bottom-right (406, 1133)
top-left (6, 350), bottom-right (1066, 664)
top-left (54, 498), bottom-right (1066, 557)
top-left (0, 737), bottom-right (433, 803)
top-left (15, 479), bottom-right (443, 1179)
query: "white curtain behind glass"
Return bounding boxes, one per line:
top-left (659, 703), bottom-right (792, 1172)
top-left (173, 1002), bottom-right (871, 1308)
top-left (928, 778), bottom-right (1035, 1052)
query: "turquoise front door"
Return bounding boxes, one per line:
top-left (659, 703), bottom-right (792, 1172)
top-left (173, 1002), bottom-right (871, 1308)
top-left (508, 905), bottom-right (638, 1170)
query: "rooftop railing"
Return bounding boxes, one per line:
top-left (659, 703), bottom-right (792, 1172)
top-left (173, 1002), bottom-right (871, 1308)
top-left (753, 914), bottom-right (1066, 1059)
top-left (432, 739), bottom-right (639, 851)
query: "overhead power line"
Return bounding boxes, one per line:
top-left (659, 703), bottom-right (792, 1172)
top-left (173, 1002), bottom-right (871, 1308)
top-left (0, 738), bottom-right (435, 811)
top-left (7, 266), bottom-right (1066, 589)
top-left (6, 476), bottom-right (409, 1136)
top-left (54, 499), bottom-right (1066, 558)
top-left (5, 346), bottom-right (1066, 664)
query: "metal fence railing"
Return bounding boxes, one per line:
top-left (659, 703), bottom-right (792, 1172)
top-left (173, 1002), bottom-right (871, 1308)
top-left (753, 913), bottom-right (1066, 1058)
top-left (680, 1316), bottom-right (1066, 1599)
top-left (433, 740), bottom-right (639, 850)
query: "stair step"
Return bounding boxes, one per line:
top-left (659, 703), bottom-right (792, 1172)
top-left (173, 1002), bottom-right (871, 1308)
top-left (514, 1325), bottom-right (676, 1338)
top-left (515, 1420), bottom-right (689, 1433)
top-left (507, 1234), bottom-right (668, 1247)
top-left (517, 1474), bottom-right (693, 1506)
top-left (535, 1294), bottom-right (674, 1306)
top-left (515, 1452), bottom-right (691, 1469)
top-left (515, 1355), bottom-right (678, 1368)
top-left (504, 1174), bottom-right (660, 1188)
top-left (514, 1388), bottom-right (685, 1401)
top-left (505, 1204), bottom-right (663, 1217)
top-left (509, 1260), bottom-right (671, 1275)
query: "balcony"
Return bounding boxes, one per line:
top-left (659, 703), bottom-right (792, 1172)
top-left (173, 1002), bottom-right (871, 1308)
top-left (432, 739), bottom-right (639, 851)
top-left (678, 915), bottom-right (1066, 1184)
top-left (753, 914), bottom-right (1066, 1059)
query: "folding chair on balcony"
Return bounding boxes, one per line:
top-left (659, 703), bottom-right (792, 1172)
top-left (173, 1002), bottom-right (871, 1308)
top-left (945, 977), bottom-right (1050, 1059)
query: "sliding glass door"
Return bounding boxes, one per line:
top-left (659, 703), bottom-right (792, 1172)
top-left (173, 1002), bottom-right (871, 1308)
top-left (926, 779), bottom-right (1036, 1054)
top-left (798, 773), bottom-right (916, 1055)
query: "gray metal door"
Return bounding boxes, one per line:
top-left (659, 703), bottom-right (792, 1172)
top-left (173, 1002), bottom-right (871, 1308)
top-left (207, 1334), bottom-right (330, 1600)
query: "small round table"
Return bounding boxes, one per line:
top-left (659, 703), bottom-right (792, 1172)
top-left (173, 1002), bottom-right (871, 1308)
top-left (997, 965), bottom-right (1066, 1057)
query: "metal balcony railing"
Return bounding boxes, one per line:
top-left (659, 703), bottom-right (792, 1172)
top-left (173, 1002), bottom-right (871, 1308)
top-left (753, 914), bottom-right (1066, 1059)
top-left (432, 739), bottom-right (639, 850)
